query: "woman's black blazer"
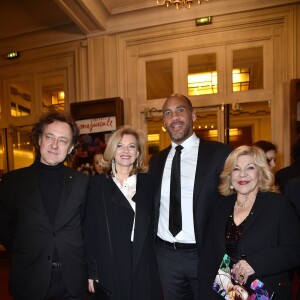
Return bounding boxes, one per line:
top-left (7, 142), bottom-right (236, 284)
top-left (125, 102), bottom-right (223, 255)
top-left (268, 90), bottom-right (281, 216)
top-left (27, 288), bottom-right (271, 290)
top-left (84, 173), bottom-right (161, 300)
top-left (198, 192), bottom-right (300, 300)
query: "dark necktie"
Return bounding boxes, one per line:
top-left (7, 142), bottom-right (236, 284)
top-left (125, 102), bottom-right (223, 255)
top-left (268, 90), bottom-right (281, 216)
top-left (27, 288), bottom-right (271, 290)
top-left (169, 145), bottom-right (183, 237)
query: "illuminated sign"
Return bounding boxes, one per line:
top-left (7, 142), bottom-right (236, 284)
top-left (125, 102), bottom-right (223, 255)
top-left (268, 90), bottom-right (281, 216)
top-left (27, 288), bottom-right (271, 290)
top-left (5, 51), bottom-right (20, 60)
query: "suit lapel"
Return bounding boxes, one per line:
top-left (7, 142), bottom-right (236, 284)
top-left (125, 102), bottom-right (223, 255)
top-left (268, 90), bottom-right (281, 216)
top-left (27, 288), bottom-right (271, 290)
top-left (110, 180), bottom-right (133, 210)
top-left (218, 196), bottom-right (236, 253)
top-left (154, 147), bottom-right (170, 211)
top-left (54, 167), bottom-right (74, 230)
top-left (193, 140), bottom-right (210, 205)
top-left (132, 174), bottom-right (151, 274)
top-left (242, 192), bottom-right (268, 236)
top-left (27, 164), bottom-right (52, 229)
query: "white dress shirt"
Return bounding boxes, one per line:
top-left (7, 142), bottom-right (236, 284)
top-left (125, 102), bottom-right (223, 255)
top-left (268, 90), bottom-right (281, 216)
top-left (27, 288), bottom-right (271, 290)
top-left (113, 174), bottom-right (137, 242)
top-left (158, 133), bottom-right (199, 243)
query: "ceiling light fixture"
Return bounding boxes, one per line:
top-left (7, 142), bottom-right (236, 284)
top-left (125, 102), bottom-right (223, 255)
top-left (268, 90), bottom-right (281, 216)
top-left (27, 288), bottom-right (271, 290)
top-left (156, 0), bottom-right (209, 9)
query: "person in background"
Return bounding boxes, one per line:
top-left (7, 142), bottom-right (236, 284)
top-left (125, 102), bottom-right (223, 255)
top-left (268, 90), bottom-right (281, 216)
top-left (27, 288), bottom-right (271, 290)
top-left (198, 145), bottom-right (300, 300)
top-left (79, 164), bottom-right (93, 176)
top-left (148, 93), bottom-right (231, 300)
top-left (0, 111), bottom-right (89, 300)
top-left (92, 152), bottom-right (104, 175)
top-left (84, 127), bottom-right (161, 300)
top-left (253, 140), bottom-right (277, 171)
top-left (275, 136), bottom-right (300, 192)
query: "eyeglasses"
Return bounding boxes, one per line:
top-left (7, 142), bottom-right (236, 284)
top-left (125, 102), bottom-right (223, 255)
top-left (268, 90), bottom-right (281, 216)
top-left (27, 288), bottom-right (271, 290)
top-left (43, 133), bottom-right (70, 147)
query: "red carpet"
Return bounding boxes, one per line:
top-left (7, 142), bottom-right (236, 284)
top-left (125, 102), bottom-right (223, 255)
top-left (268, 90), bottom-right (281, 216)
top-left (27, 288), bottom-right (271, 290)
top-left (0, 252), bottom-right (12, 300)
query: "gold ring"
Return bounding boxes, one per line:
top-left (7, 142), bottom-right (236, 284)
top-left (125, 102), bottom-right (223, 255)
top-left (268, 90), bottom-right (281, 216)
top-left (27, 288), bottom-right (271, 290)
top-left (239, 273), bottom-right (245, 279)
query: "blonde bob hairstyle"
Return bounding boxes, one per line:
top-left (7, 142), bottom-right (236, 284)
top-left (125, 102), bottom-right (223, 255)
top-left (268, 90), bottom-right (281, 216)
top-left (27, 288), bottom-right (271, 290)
top-left (218, 145), bottom-right (277, 196)
top-left (101, 126), bottom-right (147, 177)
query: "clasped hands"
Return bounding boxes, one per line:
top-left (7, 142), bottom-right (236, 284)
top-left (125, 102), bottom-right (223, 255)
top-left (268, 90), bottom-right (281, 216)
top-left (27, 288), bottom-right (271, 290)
top-left (231, 260), bottom-right (255, 285)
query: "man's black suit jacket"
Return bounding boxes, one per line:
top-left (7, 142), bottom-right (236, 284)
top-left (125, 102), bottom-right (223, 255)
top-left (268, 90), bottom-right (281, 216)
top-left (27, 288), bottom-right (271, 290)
top-left (0, 163), bottom-right (89, 299)
top-left (275, 160), bottom-right (300, 192)
top-left (148, 138), bottom-right (231, 249)
top-left (285, 175), bottom-right (300, 217)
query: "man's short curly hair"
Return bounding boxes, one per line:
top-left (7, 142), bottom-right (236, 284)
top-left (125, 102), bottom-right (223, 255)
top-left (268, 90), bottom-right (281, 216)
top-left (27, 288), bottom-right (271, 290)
top-left (31, 110), bottom-right (79, 161)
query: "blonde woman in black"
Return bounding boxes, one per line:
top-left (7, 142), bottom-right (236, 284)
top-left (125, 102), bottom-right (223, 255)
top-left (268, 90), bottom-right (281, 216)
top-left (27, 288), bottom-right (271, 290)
top-left (198, 145), bottom-right (300, 300)
top-left (84, 127), bottom-right (161, 300)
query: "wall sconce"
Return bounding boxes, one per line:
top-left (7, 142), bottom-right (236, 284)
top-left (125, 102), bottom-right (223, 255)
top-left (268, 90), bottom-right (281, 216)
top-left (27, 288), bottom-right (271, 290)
top-left (144, 107), bottom-right (161, 120)
top-left (6, 51), bottom-right (20, 60)
top-left (156, 0), bottom-right (210, 9)
top-left (232, 102), bottom-right (243, 112)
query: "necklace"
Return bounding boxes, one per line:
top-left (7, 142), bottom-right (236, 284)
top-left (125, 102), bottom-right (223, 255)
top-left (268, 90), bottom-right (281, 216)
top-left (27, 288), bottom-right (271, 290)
top-left (235, 198), bottom-right (249, 208)
top-left (235, 193), bottom-right (257, 208)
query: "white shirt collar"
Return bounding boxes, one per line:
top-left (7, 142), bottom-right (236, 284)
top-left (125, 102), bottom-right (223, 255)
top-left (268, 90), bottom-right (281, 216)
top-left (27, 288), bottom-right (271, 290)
top-left (171, 133), bottom-right (199, 151)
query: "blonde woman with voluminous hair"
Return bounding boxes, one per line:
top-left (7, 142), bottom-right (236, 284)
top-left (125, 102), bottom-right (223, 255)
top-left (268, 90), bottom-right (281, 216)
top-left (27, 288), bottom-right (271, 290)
top-left (218, 145), bottom-right (277, 196)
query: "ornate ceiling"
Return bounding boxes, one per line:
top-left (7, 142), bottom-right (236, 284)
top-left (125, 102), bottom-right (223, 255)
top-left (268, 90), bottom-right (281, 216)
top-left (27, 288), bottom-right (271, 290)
top-left (1, 0), bottom-right (297, 41)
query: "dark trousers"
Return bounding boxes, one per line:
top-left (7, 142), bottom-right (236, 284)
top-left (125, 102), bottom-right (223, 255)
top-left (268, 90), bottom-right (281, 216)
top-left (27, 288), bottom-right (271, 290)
top-left (45, 268), bottom-right (85, 300)
top-left (156, 241), bottom-right (198, 300)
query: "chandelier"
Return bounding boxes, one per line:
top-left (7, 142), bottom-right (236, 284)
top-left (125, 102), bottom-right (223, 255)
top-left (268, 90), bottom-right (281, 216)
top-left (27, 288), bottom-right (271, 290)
top-left (156, 0), bottom-right (209, 9)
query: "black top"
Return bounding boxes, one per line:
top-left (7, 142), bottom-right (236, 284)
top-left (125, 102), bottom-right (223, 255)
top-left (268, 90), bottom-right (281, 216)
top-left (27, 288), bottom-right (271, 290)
top-left (35, 158), bottom-right (64, 262)
top-left (35, 159), bottom-right (64, 224)
top-left (225, 213), bottom-right (247, 262)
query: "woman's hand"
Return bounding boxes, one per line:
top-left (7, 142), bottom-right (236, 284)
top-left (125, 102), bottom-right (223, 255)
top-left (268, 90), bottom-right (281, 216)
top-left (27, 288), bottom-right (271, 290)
top-left (232, 260), bottom-right (255, 284)
top-left (88, 279), bottom-right (96, 293)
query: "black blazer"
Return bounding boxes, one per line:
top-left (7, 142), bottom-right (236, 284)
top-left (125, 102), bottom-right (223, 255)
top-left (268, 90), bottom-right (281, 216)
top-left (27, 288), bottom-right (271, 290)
top-left (148, 139), bottom-right (231, 249)
top-left (198, 192), bottom-right (300, 300)
top-left (275, 160), bottom-right (300, 192)
top-left (0, 164), bottom-right (89, 299)
top-left (284, 176), bottom-right (300, 217)
top-left (84, 173), bottom-right (161, 300)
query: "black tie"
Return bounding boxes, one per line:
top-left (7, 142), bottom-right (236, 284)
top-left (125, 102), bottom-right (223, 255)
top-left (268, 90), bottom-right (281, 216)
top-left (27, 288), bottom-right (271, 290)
top-left (169, 145), bottom-right (183, 237)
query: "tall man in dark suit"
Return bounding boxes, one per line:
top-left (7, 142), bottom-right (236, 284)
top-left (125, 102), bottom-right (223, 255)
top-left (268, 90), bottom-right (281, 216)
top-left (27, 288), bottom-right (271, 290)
top-left (285, 176), bottom-right (300, 216)
top-left (0, 111), bottom-right (89, 300)
top-left (275, 136), bottom-right (300, 192)
top-left (284, 176), bottom-right (300, 300)
top-left (149, 93), bottom-right (231, 300)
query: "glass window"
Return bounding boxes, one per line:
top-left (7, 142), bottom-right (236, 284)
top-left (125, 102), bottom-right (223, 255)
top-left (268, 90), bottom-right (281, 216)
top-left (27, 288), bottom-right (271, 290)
top-left (232, 47), bottom-right (263, 92)
top-left (41, 74), bottom-right (65, 112)
top-left (193, 109), bottom-right (219, 141)
top-left (9, 81), bottom-right (32, 117)
top-left (188, 53), bottom-right (217, 96)
top-left (146, 59), bottom-right (173, 100)
top-left (228, 101), bottom-right (271, 148)
top-left (12, 127), bottom-right (34, 170)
